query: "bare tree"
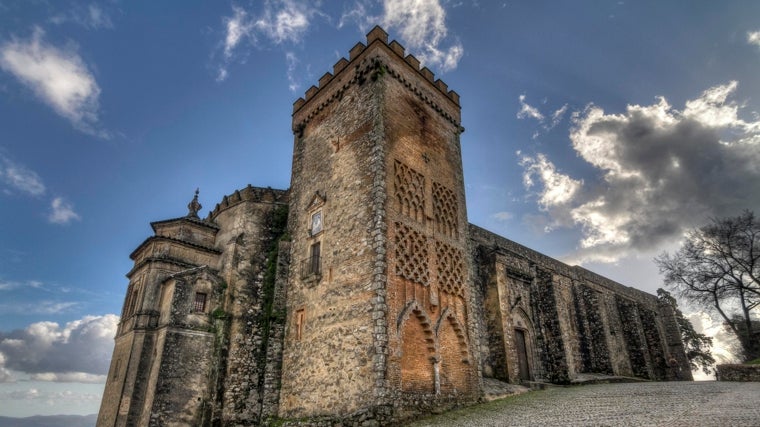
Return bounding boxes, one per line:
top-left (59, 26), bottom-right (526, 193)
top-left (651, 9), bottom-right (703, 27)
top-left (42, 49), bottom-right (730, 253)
top-left (656, 210), bottom-right (760, 361)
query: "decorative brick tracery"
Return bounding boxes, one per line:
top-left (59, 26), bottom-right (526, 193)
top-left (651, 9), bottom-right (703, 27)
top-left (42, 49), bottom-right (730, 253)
top-left (394, 222), bottom-right (429, 285)
top-left (394, 160), bottom-right (426, 223)
top-left (436, 241), bottom-right (464, 296)
top-left (432, 182), bottom-right (458, 238)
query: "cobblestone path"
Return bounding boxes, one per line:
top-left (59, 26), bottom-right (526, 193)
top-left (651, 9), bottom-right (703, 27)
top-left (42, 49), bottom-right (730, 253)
top-left (406, 382), bottom-right (760, 426)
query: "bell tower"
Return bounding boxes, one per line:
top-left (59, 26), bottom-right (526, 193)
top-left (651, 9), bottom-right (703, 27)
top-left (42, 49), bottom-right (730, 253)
top-left (280, 26), bottom-right (478, 422)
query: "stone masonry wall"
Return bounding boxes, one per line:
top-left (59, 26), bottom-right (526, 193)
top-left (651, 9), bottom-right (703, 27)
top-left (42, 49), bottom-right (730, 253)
top-left (716, 364), bottom-right (760, 381)
top-left (468, 224), bottom-right (684, 384)
top-left (531, 268), bottom-right (570, 383)
top-left (573, 284), bottom-right (612, 374)
top-left (280, 39), bottom-right (382, 419)
top-left (210, 187), bottom-right (289, 425)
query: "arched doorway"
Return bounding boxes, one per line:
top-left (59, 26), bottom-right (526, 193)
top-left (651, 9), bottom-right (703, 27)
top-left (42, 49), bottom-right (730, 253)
top-left (514, 329), bottom-right (531, 382)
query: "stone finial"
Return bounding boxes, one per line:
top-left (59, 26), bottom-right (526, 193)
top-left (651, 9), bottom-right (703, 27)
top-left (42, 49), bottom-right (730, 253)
top-left (187, 188), bottom-right (202, 218)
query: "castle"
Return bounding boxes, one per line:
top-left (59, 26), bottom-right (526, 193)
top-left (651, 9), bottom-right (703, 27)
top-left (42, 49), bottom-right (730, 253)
top-left (97, 27), bottom-right (692, 427)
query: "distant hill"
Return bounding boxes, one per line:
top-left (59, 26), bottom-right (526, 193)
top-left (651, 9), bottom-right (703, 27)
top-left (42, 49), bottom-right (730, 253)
top-left (0, 414), bottom-right (97, 427)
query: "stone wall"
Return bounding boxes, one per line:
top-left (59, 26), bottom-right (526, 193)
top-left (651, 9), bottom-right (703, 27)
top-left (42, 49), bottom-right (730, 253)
top-left (716, 364), bottom-right (760, 381)
top-left (280, 33), bottom-right (383, 419)
top-left (210, 187), bottom-right (289, 425)
top-left (468, 224), bottom-right (691, 384)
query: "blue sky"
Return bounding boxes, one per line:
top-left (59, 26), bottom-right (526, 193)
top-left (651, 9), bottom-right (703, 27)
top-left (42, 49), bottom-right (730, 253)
top-left (0, 0), bottom-right (759, 417)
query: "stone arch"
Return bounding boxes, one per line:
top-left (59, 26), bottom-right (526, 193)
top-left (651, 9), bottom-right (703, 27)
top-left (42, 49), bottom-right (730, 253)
top-left (436, 309), bottom-right (470, 394)
top-left (398, 302), bottom-right (436, 393)
top-left (512, 307), bottom-right (534, 331)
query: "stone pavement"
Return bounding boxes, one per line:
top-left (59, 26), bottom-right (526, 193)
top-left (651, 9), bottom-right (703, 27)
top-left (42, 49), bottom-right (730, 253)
top-left (405, 381), bottom-right (760, 426)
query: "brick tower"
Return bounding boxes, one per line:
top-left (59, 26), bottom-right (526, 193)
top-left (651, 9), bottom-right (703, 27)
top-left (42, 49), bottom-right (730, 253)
top-left (279, 26), bottom-right (478, 422)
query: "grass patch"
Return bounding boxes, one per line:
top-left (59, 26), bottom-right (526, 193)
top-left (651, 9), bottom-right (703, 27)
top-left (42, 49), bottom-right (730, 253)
top-left (746, 358), bottom-right (760, 365)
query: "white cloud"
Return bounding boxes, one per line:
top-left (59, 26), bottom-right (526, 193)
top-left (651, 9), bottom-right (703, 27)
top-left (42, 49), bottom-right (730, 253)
top-left (0, 27), bottom-right (107, 137)
top-left (682, 81), bottom-right (750, 129)
top-left (339, 1), bottom-right (374, 32)
top-left (0, 315), bottom-right (118, 382)
top-left (551, 104), bottom-right (569, 128)
top-left (0, 386), bottom-right (103, 407)
top-left (382, 0), bottom-right (463, 72)
top-left (85, 4), bottom-right (113, 29)
top-left (519, 153), bottom-right (582, 210)
top-left (223, 6), bottom-right (255, 60)
top-left (517, 96), bottom-right (568, 137)
top-left (49, 3), bottom-right (114, 30)
top-left (285, 51), bottom-right (299, 92)
top-left (48, 197), bottom-right (81, 224)
top-left (517, 94), bottom-right (544, 121)
top-left (0, 300), bottom-right (79, 316)
top-left (254, 0), bottom-right (310, 44)
top-left (0, 353), bottom-right (12, 382)
top-left (30, 372), bottom-right (106, 383)
top-left (521, 81), bottom-right (760, 264)
top-left (217, 1), bottom-right (315, 82)
top-left (0, 153), bottom-right (46, 196)
top-left (0, 279), bottom-right (45, 292)
top-left (491, 211), bottom-right (514, 222)
top-left (748, 30), bottom-right (760, 48)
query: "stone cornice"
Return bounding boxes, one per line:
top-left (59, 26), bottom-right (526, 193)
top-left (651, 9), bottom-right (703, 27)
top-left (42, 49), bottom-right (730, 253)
top-left (129, 235), bottom-right (222, 261)
top-left (150, 215), bottom-right (220, 232)
top-left (125, 257), bottom-right (220, 279)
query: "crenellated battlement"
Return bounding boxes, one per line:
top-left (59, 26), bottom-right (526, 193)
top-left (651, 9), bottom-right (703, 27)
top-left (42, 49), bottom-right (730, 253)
top-left (207, 185), bottom-right (288, 220)
top-left (292, 25), bottom-right (462, 134)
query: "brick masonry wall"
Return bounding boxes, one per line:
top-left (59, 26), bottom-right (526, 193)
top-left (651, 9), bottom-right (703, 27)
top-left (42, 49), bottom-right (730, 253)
top-left (377, 38), bottom-right (478, 419)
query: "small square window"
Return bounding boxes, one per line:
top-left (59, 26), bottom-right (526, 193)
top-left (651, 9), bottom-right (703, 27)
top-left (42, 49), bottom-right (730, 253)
top-left (193, 292), bottom-right (207, 312)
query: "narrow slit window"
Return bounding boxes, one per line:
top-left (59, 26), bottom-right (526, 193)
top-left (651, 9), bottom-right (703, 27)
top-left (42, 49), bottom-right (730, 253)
top-left (296, 309), bottom-right (305, 341)
top-left (194, 292), bottom-right (207, 312)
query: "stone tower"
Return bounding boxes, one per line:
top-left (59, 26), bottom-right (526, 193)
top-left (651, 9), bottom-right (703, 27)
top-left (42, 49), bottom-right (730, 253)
top-left (279, 26), bottom-right (478, 421)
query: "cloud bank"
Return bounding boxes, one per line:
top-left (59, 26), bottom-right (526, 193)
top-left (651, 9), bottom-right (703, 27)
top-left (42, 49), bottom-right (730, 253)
top-left (0, 27), bottom-right (107, 137)
top-left (519, 81), bottom-right (760, 263)
top-left (0, 315), bottom-right (118, 383)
